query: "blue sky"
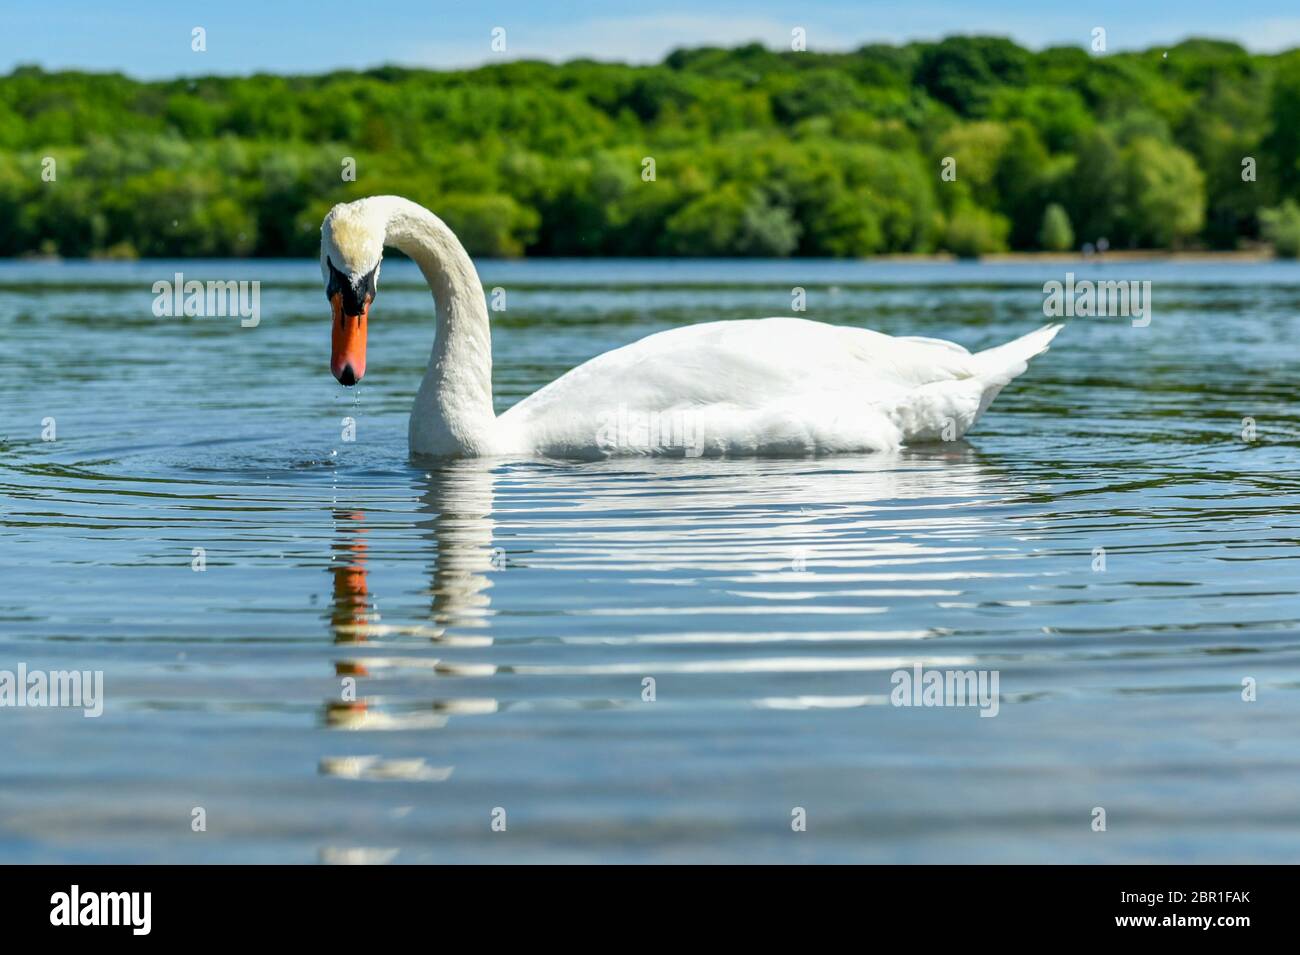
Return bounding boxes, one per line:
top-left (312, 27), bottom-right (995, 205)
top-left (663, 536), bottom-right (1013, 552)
top-left (6, 1), bottom-right (1300, 77)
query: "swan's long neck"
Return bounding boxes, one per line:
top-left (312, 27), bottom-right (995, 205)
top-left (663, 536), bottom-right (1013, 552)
top-left (377, 198), bottom-right (495, 456)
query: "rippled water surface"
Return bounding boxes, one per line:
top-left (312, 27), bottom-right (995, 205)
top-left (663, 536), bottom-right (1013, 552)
top-left (3, 258), bottom-right (1299, 863)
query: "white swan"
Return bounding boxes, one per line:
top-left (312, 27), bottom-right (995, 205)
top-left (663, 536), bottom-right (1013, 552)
top-left (321, 196), bottom-right (1061, 460)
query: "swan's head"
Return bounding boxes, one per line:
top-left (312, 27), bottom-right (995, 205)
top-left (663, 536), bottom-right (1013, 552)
top-left (321, 202), bottom-right (384, 386)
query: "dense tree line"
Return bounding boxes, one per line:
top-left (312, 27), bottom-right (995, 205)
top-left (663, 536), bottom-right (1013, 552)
top-left (2, 36), bottom-right (1300, 258)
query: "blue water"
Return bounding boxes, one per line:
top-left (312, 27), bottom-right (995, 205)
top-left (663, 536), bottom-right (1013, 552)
top-left (2, 257), bottom-right (1299, 862)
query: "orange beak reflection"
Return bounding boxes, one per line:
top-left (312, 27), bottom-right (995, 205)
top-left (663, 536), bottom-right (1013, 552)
top-left (330, 292), bottom-right (368, 386)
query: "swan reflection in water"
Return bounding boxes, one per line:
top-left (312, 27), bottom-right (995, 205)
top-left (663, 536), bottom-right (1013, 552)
top-left (320, 444), bottom-right (1034, 739)
top-left (323, 461), bottom-right (503, 737)
top-left (315, 443), bottom-right (1037, 847)
top-left (328, 509), bottom-right (374, 645)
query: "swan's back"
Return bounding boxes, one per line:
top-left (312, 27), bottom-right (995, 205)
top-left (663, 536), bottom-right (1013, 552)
top-left (494, 318), bottom-right (1060, 459)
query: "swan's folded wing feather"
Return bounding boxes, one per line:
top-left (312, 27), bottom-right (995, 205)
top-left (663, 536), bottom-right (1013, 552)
top-left (891, 335), bottom-right (972, 355)
top-left (496, 318), bottom-right (985, 456)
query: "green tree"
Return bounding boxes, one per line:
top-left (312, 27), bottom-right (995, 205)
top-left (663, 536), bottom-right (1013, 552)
top-left (1068, 127), bottom-right (1126, 246)
top-left (1039, 203), bottom-right (1074, 251)
top-left (436, 193), bottom-right (539, 258)
top-left (1120, 136), bottom-right (1206, 247)
top-left (914, 37), bottom-right (1030, 114)
top-left (1263, 54), bottom-right (1300, 200)
top-left (1260, 200), bottom-right (1300, 257)
top-left (662, 184), bottom-right (800, 257)
top-left (943, 203), bottom-right (1010, 257)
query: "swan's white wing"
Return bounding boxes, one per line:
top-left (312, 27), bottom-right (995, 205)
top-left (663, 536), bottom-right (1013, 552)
top-left (495, 318), bottom-right (1058, 458)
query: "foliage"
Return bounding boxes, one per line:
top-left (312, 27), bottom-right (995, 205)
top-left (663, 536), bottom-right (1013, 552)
top-left (2, 36), bottom-right (1297, 258)
top-left (1039, 203), bottom-right (1075, 251)
top-left (1260, 200), bottom-right (1300, 257)
top-left (944, 203), bottom-right (1010, 258)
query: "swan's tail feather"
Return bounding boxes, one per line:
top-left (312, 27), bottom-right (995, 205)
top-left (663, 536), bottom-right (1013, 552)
top-left (957, 323), bottom-right (1062, 430)
top-left (972, 323), bottom-right (1063, 385)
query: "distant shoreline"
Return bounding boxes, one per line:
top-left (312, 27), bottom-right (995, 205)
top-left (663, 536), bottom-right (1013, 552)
top-left (5, 249), bottom-right (1290, 264)
top-left (830, 249), bottom-right (1281, 264)
top-left (976, 249), bottom-right (1279, 263)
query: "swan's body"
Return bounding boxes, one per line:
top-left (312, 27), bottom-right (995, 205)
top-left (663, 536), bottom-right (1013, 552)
top-left (321, 196), bottom-right (1061, 460)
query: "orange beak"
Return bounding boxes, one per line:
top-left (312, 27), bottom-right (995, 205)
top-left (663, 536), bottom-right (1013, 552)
top-left (330, 292), bottom-right (368, 386)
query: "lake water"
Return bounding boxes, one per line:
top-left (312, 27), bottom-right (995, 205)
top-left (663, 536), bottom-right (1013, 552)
top-left (2, 257), bottom-right (1299, 863)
